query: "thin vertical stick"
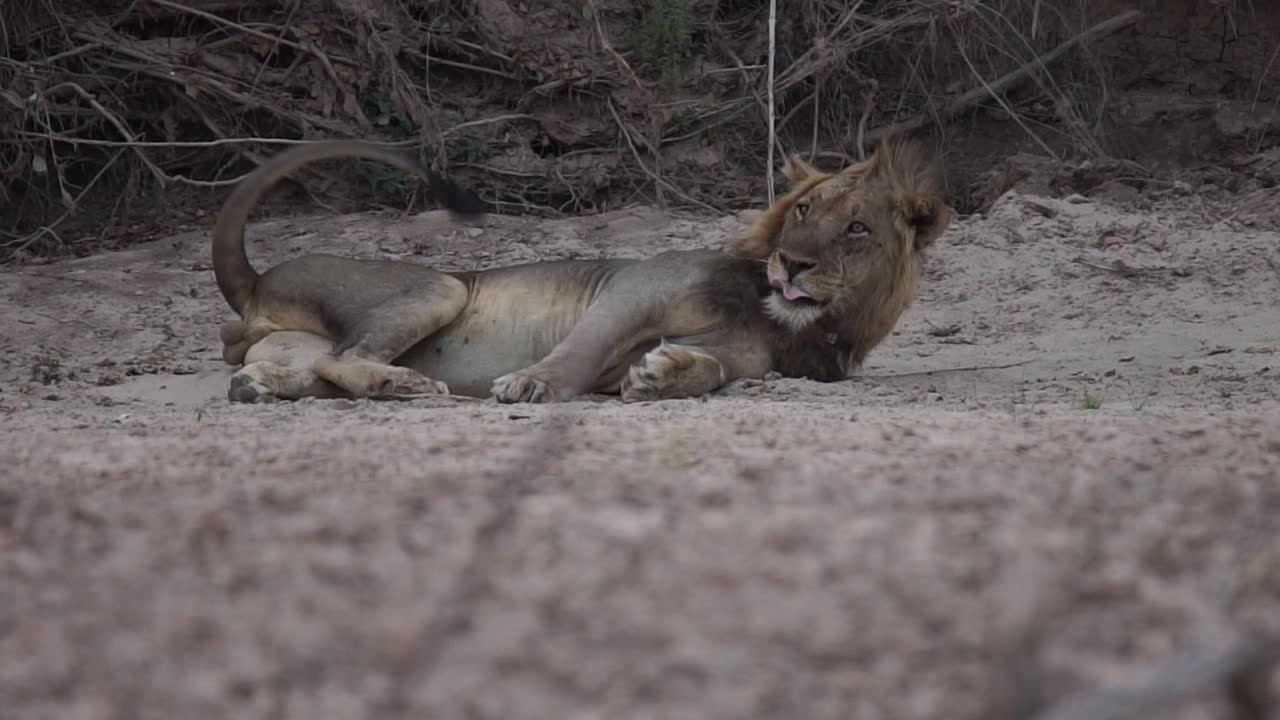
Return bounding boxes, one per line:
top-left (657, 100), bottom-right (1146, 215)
top-left (765, 0), bottom-right (778, 204)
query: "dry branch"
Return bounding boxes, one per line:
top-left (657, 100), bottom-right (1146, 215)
top-left (868, 359), bottom-right (1034, 379)
top-left (861, 9), bottom-right (1142, 150)
top-left (765, 0), bottom-right (778, 203)
top-left (605, 99), bottom-right (719, 215)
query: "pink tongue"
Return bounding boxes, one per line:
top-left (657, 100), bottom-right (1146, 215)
top-left (782, 283), bottom-right (813, 301)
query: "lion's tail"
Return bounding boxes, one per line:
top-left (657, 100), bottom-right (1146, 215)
top-left (212, 140), bottom-right (489, 315)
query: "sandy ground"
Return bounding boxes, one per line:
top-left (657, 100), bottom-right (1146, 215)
top-left (2, 186), bottom-right (1280, 719)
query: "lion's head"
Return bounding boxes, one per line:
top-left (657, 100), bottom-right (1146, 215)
top-left (735, 138), bottom-right (952, 340)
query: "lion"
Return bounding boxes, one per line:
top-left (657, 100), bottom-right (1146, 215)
top-left (211, 139), bottom-right (950, 404)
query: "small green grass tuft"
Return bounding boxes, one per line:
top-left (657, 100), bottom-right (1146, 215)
top-left (447, 135), bottom-right (492, 164)
top-left (658, 436), bottom-right (692, 472)
top-left (1077, 387), bottom-right (1103, 410)
top-left (354, 84), bottom-right (418, 195)
top-left (627, 0), bottom-right (695, 94)
top-left (362, 83), bottom-right (416, 137)
top-left (30, 352), bottom-right (62, 385)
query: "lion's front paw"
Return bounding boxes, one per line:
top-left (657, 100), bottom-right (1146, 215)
top-left (621, 342), bottom-right (712, 402)
top-left (491, 370), bottom-right (559, 403)
top-left (375, 367), bottom-right (449, 398)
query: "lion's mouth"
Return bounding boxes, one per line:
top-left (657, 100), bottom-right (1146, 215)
top-left (769, 277), bottom-right (823, 305)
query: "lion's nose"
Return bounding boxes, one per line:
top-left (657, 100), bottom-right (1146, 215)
top-left (779, 253), bottom-right (816, 280)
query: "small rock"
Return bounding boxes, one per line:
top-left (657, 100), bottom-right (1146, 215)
top-left (1095, 181), bottom-right (1143, 206)
top-left (1022, 200), bottom-right (1057, 218)
top-left (1102, 234), bottom-right (1124, 247)
top-left (1065, 193), bottom-right (1089, 204)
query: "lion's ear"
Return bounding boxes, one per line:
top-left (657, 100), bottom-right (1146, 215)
top-left (896, 193), bottom-right (951, 250)
top-left (782, 153), bottom-right (819, 183)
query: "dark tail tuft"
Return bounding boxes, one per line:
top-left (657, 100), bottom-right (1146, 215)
top-left (426, 169), bottom-right (491, 219)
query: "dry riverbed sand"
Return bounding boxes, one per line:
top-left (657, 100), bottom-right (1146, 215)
top-left (2, 187), bottom-right (1279, 718)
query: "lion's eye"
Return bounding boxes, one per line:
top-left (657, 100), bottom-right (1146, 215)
top-left (793, 202), bottom-right (809, 221)
top-left (847, 221), bottom-right (869, 236)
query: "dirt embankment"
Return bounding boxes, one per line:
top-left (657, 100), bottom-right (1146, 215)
top-left (5, 1), bottom-right (1280, 263)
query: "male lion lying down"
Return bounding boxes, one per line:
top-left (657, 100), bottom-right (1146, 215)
top-left (214, 140), bottom-right (951, 404)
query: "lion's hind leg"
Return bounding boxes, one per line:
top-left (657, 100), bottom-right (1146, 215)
top-left (220, 317), bottom-right (274, 366)
top-left (229, 331), bottom-right (346, 403)
top-left (310, 274), bottom-right (468, 399)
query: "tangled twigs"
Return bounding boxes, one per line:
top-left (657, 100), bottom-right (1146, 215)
top-left (147, 0), bottom-right (353, 80)
top-left (43, 82), bottom-right (167, 187)
top-left (855, 80), bottom-right (877, 161)
top-left (1, 0), bottom-right (1162, 262)
top-left (7, 134), bottom-right (419, 150)
top-left (441, 114), bottom-right (537, 139)
top-left (724, 48), bottom-right (788, 169)
top-left (605, 99), bottom-right (719, 215)
top-left (4, 148), bottom-right (127, 256)
top-left (770, 0), bottom-right (869, 97)
top-left (586, 0), bottom-right (643, 92)
top-left (862, 9), bottom-right (1143, 149)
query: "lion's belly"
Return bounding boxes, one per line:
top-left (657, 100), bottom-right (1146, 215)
top-left (393, 263), bottom-right (617, 397)
top-left (397, 315), bottom-right (566, 397)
